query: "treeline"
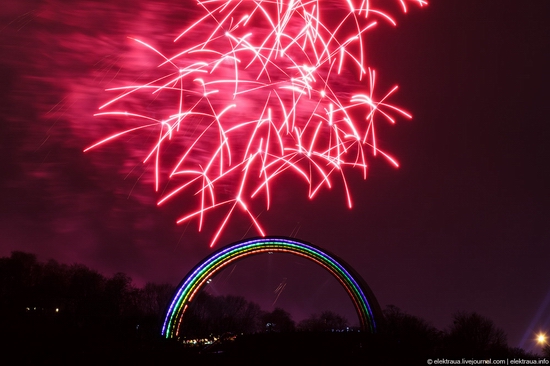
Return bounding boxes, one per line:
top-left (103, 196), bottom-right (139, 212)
top-left (0, 251), bottom-right (350, 338)
top-left (181, 292), bottom-right (349, 337)
top-left (183, 296), bottom-right (547, 361)
top-left (0, 251), bottom-right (174, 334)
top-left (0, 251), bottom-right (185, 365)
top-left (381, 305), bottom-right (548, 362)
top-left (1, 251), bottom-right (548, 364)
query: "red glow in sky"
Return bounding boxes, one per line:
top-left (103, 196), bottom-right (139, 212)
top-left (85, 0), bottom-right (427, 246)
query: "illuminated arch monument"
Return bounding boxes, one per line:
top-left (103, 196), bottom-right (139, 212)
top-left (162, 237), bottom-right (383, 338)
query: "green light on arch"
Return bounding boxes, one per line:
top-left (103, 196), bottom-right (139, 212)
top-left (162, 237), bottom-right (382, 337)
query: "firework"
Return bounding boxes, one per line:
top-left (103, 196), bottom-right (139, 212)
top-left (85, 0), bottom-right (428, 246)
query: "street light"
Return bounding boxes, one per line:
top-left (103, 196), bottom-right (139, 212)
top-left (536, 332), bottom-right (548, 346)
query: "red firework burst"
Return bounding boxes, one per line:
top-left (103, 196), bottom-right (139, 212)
top-left (85, 0), bottom-right (428, 246)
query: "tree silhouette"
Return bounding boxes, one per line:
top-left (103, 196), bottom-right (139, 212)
top-left (297, 310), bottom-right (348, 332)
top-left (261, 308), bottom-right (296, 333)
top-left (444, 311), bottom-right (508, 357)
top-left (0, 251), bottom-right (39, 313)
top-left (181, 292), bottom-right (263, 337)
top-left (381, 305), bottom-right (441, 363)
top-left (139, 282), bottom-right (175, 316)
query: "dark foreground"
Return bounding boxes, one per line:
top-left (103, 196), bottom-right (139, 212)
top-left (4, 317), bottom-right (546, 365)
top-left (5, 325), bottom-right (383, 365)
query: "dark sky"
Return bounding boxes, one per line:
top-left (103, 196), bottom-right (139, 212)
top-left (1, 0), bottom-right (549, 351)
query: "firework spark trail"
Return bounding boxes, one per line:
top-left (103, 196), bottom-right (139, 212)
top-left (272, 278), bottom-right (288, 307)
top-left (85, 0), bottom-right (428, 246)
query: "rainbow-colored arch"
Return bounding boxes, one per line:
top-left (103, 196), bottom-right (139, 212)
top-left (162, 237), bottom-right (382, 337)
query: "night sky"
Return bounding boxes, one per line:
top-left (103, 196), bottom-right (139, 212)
top-left (1, 0), bottom-right (549, 352)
